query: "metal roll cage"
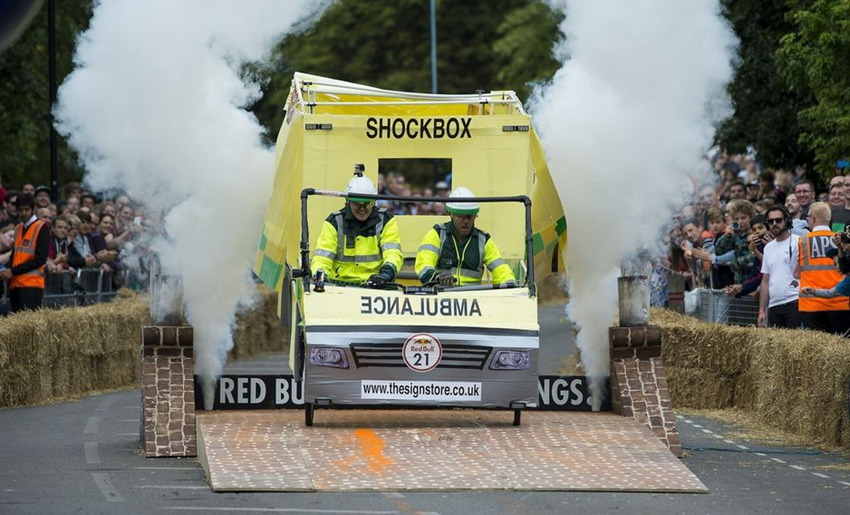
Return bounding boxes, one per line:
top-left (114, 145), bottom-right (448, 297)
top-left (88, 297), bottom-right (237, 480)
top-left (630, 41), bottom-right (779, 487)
top-left (294, 189), bottom-right (536, 297)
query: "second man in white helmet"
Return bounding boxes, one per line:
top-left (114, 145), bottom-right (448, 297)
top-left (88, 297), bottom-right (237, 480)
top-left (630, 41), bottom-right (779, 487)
top-left (415, 187), bottom-right (516, 287)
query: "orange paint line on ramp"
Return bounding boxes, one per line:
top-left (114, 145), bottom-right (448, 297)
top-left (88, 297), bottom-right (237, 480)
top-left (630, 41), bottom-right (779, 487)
top-left (354, 428), bottom-right (393, 475)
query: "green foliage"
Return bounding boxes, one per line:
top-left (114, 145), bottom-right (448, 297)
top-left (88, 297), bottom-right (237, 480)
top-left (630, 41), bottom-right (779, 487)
top-left (493, 1), bottom-right (564, 100)
top-left (777, 0), bottom-right (850, 180)
top-left (1, 0), bottom-right (564, 189)
top-left (250, 0), bottom-right (563, 143)
top-left (5, 0), bottom-right (849, 193)
top-left (715, 0), bottom-right (814, 171)
top-left (0, 0), bottom-right (93, 191)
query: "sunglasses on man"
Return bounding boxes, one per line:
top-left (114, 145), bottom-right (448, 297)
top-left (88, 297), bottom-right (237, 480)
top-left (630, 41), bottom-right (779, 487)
top-left (766, 217), bottom-right (785, 226)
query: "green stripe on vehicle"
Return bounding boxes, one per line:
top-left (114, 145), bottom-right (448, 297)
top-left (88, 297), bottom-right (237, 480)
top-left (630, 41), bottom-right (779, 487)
top-left (555, 216), bottom-right (566, 236)
top-left (259, 255), bottom-right (282, 288)
top-left (532, 233), bottom-right (544, 255)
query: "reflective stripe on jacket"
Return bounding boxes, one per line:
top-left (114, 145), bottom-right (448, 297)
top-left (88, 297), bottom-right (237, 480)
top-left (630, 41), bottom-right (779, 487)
top-left (798, 229), bottom-right (848, 312)
top-left (414, 222), bottom-right (516, 286)
top-left (11, 220), bottom-right (46, 289)
top-left (310, 206), bottom-right (403, 283)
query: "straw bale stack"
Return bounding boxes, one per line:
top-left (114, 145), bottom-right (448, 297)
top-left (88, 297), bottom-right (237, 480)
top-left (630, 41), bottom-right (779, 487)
top-left (0, 285), bottom-right (287, 409)
top-left (665, 366), bottom-right (735, 409)
top-left (654, 307), bottom-right (850, 448)
top-left (231, 283), bottom-right (288, 359)
top-left (0, 294), bottom-right (148, 407)
top-left (537, 273), bottom-right (569, 306)
top-left (654, 309), bottom-right (752, 376)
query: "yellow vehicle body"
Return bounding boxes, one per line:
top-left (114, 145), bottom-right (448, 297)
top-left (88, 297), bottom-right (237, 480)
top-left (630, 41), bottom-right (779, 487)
top-left (254, 73), bottom-right (566, 292)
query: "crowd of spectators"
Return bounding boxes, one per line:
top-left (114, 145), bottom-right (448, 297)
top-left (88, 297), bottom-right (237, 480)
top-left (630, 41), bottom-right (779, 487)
top-left (0, 168), bottom-right (450, 311)
top-left (4, 153), bottom-right (847, 330)
top-left (0, 174), bottom-right (155, 311)
top-left (654, 149), bottom-right (850, 334)
top-left (376, 172), bottom-right (452, 215)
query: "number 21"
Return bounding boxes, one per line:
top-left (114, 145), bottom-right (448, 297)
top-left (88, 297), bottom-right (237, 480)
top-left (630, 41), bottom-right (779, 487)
top-left (413, 353), bottom-right (430, 366)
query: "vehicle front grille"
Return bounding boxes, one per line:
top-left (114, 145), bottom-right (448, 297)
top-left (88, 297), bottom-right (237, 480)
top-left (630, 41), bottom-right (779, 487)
top-left (350, 343), bottom-right (492, 370)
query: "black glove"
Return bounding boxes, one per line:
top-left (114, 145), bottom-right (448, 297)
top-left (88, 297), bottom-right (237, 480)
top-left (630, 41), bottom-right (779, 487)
top-left (433, 271), bottom-right (455, 286)
top-left (367, 271), bottom-right (392, 288)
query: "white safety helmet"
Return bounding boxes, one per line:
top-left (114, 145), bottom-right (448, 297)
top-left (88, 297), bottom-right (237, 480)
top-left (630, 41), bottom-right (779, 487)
top-left (445, 187), bottom-right (479, 215)
top-left (345, 165), bottom-right (377, 202)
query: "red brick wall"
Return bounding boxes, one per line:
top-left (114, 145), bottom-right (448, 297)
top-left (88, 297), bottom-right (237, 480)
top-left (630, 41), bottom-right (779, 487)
top-left (141, 326), bottom-right (196, 457)
top-left (609, 326), bottom-right (682, 457)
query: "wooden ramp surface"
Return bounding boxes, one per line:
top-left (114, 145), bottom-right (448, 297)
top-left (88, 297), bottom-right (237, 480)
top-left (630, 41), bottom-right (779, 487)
top-left (197, 410), bottom-right (706, 493)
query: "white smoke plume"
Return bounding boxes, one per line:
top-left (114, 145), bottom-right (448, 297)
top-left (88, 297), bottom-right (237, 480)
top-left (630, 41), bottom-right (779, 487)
top-left (532, 0), bottom-right (737, 409)
top-left (55, 0), bottom-right (319, 408)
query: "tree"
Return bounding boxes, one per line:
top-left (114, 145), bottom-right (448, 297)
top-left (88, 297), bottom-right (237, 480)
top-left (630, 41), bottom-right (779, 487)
top-left (0, 0), bottom-right (93, 190)
top-left (250, 0), bottom-right (563, 143)
top-left (777, 0), bottom-right (850, 180)
top-left (715, 0), bottom-right (814, 172)
top-left (492, 1), bottom-right (563, 101)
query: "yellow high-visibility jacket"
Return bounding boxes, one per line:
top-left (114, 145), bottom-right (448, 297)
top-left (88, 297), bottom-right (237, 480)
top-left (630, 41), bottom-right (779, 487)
top-left (415, 222), bottom-right (516, 286)
top-left (310, 206), bottom-right (403, 283)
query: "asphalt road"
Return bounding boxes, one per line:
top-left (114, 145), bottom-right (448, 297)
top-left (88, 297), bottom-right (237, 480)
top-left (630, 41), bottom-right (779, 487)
top-left (2, 388), bottom-right (849, 515)
top-left (2, 305), bottom-right (849, 514)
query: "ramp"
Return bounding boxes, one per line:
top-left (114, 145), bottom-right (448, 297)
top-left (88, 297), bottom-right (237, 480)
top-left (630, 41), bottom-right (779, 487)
top-left (197, 410), bottom-right (706, 492)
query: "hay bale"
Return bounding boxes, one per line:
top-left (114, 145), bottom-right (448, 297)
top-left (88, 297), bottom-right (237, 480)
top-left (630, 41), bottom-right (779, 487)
top-left (654, 307), bottom-right (850, 449)
top-left (666, 366), bottom-right (735, 409)
top-left (537, 273), bottom-right (568, 306)
top-left (231, 284), bottom-right (287, 360)
top-left (654, 308), bottom-right (752, 376)
top-left (748, 332), bottom-right (850, 448)
top-left (733, 369), bottom-right (759, 411)
top-left (264, 306), bottom-right (288, 353)
top-left (0, 294), bottom-right (149, 408)
top-left (0, 284), bottom-right (286, 409)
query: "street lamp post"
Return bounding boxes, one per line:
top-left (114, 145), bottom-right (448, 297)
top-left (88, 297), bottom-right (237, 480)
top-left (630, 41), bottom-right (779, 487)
top-left (48, 0), bottom-right (58, 200)
top-left (429, 0), bottom-right (437, 94)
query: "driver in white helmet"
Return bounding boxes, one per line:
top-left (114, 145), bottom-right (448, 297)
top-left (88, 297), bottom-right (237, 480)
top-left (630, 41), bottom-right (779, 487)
top-left (415, 187), bottom-right (516, 287)
top-left (310, 165), bottom-right (403, 287)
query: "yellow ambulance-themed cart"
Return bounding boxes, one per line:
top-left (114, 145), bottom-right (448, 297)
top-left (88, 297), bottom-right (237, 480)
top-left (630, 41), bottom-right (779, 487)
top-left (254, 73), bottom-right (566, 425)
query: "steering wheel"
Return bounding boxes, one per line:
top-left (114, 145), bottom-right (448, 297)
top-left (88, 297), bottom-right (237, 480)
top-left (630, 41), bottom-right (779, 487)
top-left (421, 279), bottom-right (457, 290)
top-left (366, 280), bottom-right (404, 291)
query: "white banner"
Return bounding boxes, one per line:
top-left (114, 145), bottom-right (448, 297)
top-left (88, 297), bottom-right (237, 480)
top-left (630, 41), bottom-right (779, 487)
top-left (361, 380), bottom-right (482, 401)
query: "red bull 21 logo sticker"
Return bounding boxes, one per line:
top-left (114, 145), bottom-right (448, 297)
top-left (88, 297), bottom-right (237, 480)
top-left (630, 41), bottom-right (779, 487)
top-left (403, 333), bottom-right (442, 372)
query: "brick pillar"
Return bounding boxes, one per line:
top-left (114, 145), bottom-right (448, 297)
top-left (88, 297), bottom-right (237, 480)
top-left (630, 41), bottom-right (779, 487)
top-left (141, 326), bottom-right (196, 457)
top-left (609, 326), bottom-right (682, 457)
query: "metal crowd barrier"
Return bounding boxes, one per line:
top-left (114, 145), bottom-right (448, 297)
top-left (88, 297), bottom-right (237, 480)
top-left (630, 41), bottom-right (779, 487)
top-left (42, 271), bottom-right (78, 308)
top-left (694, 288), bottom-right (759, 326)
top-left (0, 268), bottom-right (129, 313)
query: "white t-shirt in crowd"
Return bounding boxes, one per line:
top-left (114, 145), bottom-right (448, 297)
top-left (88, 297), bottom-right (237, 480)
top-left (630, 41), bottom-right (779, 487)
top-left (760, 233), bottom-right (801, 308)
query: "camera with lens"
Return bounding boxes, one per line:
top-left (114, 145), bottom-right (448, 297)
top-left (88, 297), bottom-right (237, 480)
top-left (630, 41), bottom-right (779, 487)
top-left (841, 231), bottom-right (850, 244)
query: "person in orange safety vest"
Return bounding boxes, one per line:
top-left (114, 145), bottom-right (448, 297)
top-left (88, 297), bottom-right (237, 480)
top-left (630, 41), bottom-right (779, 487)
top-left (797, 202), bottom-right (850, 335)
top-left (0, 193), bottom-right (50, 312)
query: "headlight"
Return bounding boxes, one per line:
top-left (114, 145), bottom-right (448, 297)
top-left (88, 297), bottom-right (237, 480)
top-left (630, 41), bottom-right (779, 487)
top-left (309, 347), bottom-right (349, 368)
top-left (489, 350), bottom-right (530, 370)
